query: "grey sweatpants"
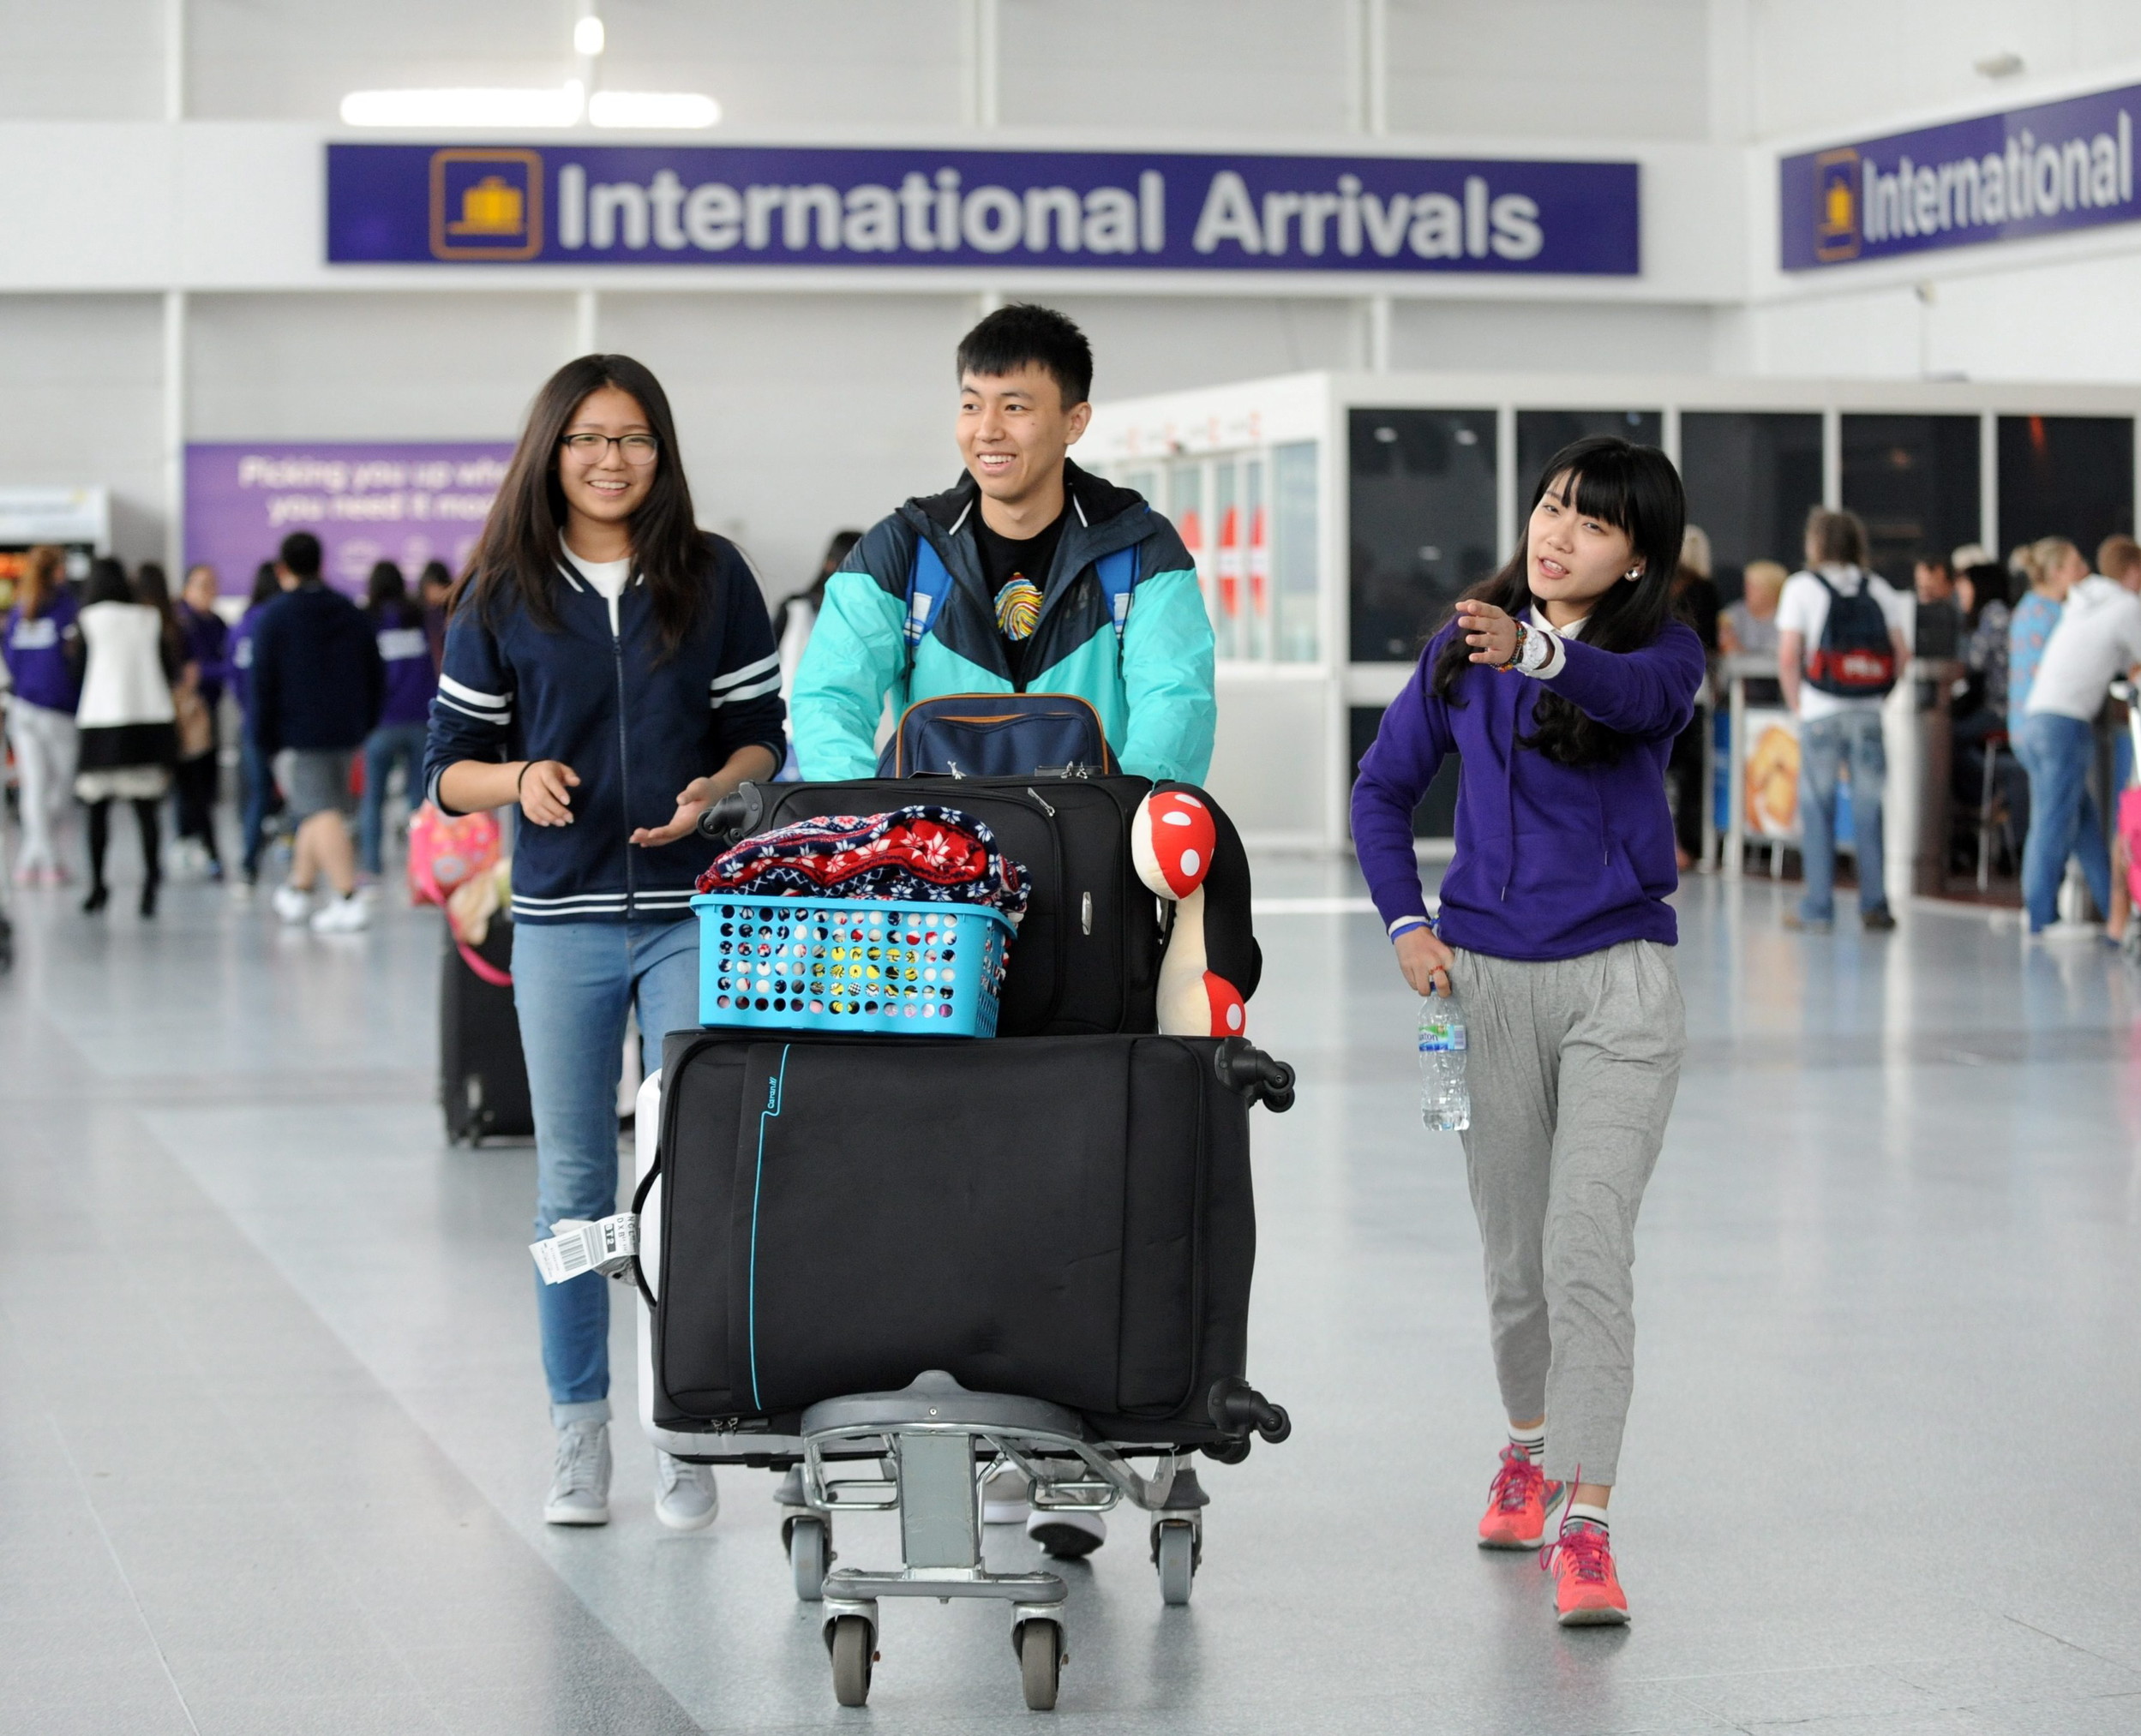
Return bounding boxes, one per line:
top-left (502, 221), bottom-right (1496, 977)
top-left (1448, 941), bottom-right (1684, 1487)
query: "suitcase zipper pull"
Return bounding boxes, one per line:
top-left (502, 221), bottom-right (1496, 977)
top-left (1082, 891), bottom-right (1093, 935)
top-left (1025, 786), bottom-right (1057, 817)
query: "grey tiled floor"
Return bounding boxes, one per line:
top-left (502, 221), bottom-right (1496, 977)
top-left (3, 842), bottom-right (2139, 1733)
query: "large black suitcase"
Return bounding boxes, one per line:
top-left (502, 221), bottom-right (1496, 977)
top-left (439, 922), bottom-right (533, 1144)
top-left (709, 774), bottom-right (1256, 1038)
top-left (645, 1027), bottom-right (1292, 1444)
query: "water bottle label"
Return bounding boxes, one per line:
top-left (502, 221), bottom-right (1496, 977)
top-left (1418, 1027), bottom-right (1466, 1053)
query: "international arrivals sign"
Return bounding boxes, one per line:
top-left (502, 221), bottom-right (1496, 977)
top-left (1781, 81), bottom-right (2139, 270)
top-left (327, 143), bottom-right (1639, 276)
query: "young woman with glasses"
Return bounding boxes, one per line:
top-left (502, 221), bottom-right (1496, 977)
top-left (423, 355), bottom-right (785, 1532)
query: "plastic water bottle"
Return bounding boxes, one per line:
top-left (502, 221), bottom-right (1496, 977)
top-left (1418, 994), bottom-right (1470, 1133)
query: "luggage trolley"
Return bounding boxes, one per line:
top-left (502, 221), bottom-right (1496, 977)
top-left (629, 1039), bottom-right (1296, 1711)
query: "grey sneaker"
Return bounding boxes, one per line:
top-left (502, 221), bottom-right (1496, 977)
top-left (544, 1421), bottom-right (612, 1525)
top-left (982, 1468), bottom-right (1032, 1524)
top-left (656, 1453), bottom-right (719, 1531)
top-left (773, 1466), bottom-right (807, 1509)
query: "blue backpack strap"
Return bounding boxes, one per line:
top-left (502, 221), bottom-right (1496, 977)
top-left (903, 534), bottom-right (955, 650)
top-left (1096, 545), bottom-right (1139, 645)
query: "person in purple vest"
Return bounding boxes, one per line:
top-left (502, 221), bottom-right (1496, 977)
top-left (357, 560), bottom-right (440, 883)
top-left (2, 546), bottom-right (84, 884)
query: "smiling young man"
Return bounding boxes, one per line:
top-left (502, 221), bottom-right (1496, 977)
top-left (789, 302), bottom-right (1215, 784)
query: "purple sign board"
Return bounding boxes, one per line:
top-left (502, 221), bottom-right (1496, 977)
top-left (327, 143), bottom-right (1640, 277)
top-left (1781, 82), bottom-right (2138, 270)
top-left (183, 442), bottom-right (512, 596)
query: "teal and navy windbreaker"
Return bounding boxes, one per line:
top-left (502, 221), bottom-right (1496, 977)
top-left (422, 538), bottom-right (786, 925)
top-left (791, 462), bottom-right (1215, 783)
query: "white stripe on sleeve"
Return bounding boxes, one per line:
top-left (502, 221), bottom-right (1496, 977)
top-left (440, 673), bottom-right (512, 711)
top-left (710, 672), bottom-right (783, 707)
top-left (710, 650), bottom-right (779, 692)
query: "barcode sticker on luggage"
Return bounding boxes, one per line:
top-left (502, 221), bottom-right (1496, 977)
top-left (531, 1214), bottom-right (639, 1285)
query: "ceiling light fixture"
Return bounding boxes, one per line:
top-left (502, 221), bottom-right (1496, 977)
top-left (588, 90), bottom-right (721, 129)
top-left (340, 81), bottom-right (585, 128)
top-left (1973, 51), bottom-right (2024, 79)
top-left (573, 16), bottom-right (606, 57)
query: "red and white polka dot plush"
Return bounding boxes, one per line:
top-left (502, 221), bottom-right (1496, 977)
top-left (1131, 790), bottom-right (1248, 1038)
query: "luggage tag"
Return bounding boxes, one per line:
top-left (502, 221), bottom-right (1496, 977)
top-left (531, 1213), bottom-right (639, 1284)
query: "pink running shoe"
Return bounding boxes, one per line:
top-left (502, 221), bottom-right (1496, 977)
top-left (1478, 1444), bottom-right (1566, 1549)
top-left (1543, 1518), bottom-right (1628, 1625)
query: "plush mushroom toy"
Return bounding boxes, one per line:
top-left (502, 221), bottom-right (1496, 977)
top-left (1130, 787), bottom-right (1261, 1038)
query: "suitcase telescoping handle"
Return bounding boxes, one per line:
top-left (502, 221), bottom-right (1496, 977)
top-left (1213, 1037), bottom-right (1296, 1112)
top-left (697, 781), bottom-right (768, 848)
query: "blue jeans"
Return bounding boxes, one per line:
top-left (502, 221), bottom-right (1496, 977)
top-left (358, 721), bottom-right (429, 876)
top-left (513, 916), bottom-right (702, 1409)
top-left (1797, 709), bottom-right (1888, 922)
top-left (239, 729), bottom-right (281, 878)
top-left (2015, 712), bottom-right (2111, 931)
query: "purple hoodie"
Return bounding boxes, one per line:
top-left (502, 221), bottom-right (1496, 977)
top-left (1352, 615), bottom-right (1706, 961)
top-left (3, 591), bottom-right (83, 713)
top-left (370, 602), bottom-right (438, 727)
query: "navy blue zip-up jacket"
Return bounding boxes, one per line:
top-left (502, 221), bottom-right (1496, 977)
top-left (251, 582), bottom-right (385, 757)
top-left (422, 538), bottom-right (786, 925)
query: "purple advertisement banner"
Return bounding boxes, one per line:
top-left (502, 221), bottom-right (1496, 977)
top-left (183, 442), bottom-right (512, 596)
top-left (327, 142), bottom-right (1640, 276)
top-left (1781, 82), bottom-right (2139, 270)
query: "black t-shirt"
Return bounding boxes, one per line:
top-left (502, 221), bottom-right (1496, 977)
top-left (973, 506), bottom-right (1067, 683)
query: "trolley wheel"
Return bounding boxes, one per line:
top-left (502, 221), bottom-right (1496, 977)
top-left (1154, 1520), bottom-right (1196, 1607)
top-left (829, 1615), bottom-right (873, 1707)
top-left (789, 1516), bottom-right (830, 1601)
top-left (1017, 1619), bottom-right (1062, 1712)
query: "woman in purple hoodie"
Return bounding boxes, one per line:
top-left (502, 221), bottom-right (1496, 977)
top-left (3, 546), bottom-right (84, 883)
top-left (357, 560), bottom-right (439, 881)
top-left (1352, 436), bottom-right (1702, 1631)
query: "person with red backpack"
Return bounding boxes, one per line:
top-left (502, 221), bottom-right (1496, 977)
top-left (1776, 508), bottom-right (1913, 934)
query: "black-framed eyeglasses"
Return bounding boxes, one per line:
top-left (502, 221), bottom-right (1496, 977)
top-left (560, 432), bottom-right (659, 464)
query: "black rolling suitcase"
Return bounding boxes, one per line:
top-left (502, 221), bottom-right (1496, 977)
top-left (644, 1027), bottom-right (1292, 1443)
top-left (701, 775), bottom-right (1257, 1038)
top-left (439, 921), bottom-right (533, 1144)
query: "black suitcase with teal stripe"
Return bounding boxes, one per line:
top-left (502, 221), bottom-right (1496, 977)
top-left (643, 1027), bottom-right (1292, 1446)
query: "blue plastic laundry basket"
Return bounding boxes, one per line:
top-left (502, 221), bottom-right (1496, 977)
top-left (692, 894), bottom-right (1013, 1037)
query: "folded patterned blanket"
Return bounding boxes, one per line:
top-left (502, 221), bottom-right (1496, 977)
top-left (696, 805), bottom-right (1029, 923)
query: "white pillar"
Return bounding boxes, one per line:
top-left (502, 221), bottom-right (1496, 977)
top-left (1348, 0), bottom-right (1388, 135)
top-left (1364, 295), bottom-right (1393, 372)
top-left (575, 287), bottom-right (599, 356)
top-left (964, 0), bottom-right (1000, 129)
top-left (163, 290), bottom-right (187, 575)
top-left (1821, 406), bottom-right (1843, 509)
top-left (164, 0), bottom-right (185, 122)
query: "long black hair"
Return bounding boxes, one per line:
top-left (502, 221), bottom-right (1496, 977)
top-left (461, 353), bottom-right (709, 654)
top-left (247, 560), bottom-right (282, 608)
top-left (83, 557), bottom-right (133, 608)
top-left (364, 560), bottom-right (417, 628)
top-left (1430, 436), bottom-right (1686, 767)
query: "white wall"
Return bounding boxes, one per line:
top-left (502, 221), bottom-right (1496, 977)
top-left (1743, 0), bottom-right (2141, 144)
top-left (0, 0), bottom-right (164, 122)
top-left (0, 296), bottom-right (165, 560)
top-left (186, 291), bottom-right (578, 440)
top-left (1388, 0), bottom-right (1712, 141)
